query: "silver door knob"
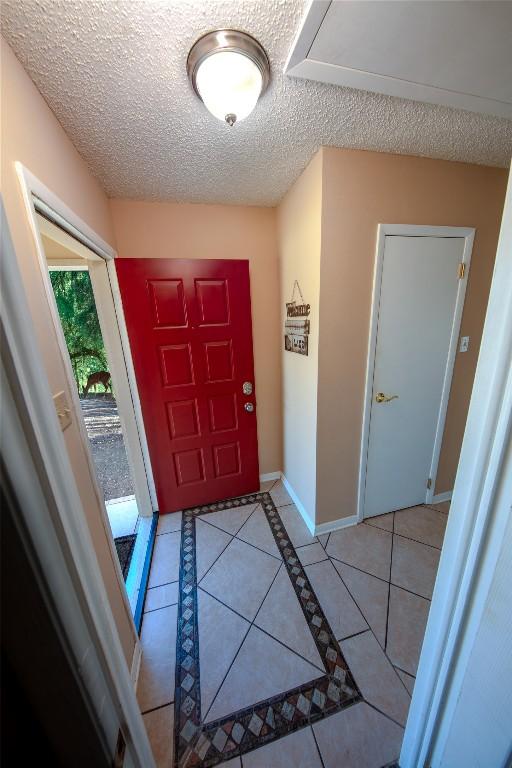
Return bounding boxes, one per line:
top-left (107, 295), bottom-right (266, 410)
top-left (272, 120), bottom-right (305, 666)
top-left (244, 402), bottom-right (254, 413)
top-left (243, 381), bottom-right (253, 395)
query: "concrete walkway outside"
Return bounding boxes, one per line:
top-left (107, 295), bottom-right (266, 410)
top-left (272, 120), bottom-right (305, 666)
top-left (80, 396), bottom-right (134, 501)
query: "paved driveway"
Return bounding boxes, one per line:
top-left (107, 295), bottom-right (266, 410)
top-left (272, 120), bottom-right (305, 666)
top-left (80, 396), bottom-right (134, 501)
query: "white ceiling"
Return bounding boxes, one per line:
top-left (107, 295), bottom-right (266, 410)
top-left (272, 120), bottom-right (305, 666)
top-left (2, 0), bottom-right (511, 206)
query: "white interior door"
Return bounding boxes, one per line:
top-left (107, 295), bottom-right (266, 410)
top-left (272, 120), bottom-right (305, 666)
top-left (364, 234), bottom-right (466, 518)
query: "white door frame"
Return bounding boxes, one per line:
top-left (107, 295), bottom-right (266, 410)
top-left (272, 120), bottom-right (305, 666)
top-left (358, 223), bottom-right (475, 522)
top-left (1, 200), bottom-right (155, 766)
top-left (15, 163), bottom-right (158, 635)
top-left (16, 163), bottom-right (157, 513)
top-left (105, 257), bottom-right (158, 511)
top-left (401, 174), bottom-right (512, 765)
top-left (40, 214), bottom-right (157, 519)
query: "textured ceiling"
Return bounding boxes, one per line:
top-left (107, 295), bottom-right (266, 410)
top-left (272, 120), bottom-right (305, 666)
top-left (2, 0), bottom-right (511, 206)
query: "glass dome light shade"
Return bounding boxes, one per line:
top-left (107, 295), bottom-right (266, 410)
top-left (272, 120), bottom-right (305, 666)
top-left (195, 50), bottom-right (263, 124)
top-left (188, 30), bottom-right (270, 126)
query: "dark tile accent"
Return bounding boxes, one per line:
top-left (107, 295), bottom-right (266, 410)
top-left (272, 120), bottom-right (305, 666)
top-left (173, 493), bottom-right (362, 766)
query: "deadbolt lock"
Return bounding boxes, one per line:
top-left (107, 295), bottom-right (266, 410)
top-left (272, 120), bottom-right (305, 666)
top-left (243, 381), bottom-right (253, 395)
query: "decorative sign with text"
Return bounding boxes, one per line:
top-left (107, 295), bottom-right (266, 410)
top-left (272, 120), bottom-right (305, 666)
top-left (284, 280), bottom-right (310, 356)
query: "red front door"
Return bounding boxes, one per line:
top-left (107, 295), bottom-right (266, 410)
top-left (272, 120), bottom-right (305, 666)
top-left (116, 258), bottom-right (259, 513)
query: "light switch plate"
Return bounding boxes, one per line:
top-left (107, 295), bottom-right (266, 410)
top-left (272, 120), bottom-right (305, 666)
top-left (459, 336), bottom-right (470, 353)
top-left (53, 390), bottom-right (72, 431)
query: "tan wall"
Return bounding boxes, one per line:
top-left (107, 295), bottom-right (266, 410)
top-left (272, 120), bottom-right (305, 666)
top-left (1, 39), bottom-right (137, 663)
top-left (317, 147), bottom-right (507, 523)
top-left (109, 200), bottom-right (282, 476)
top-left (276, 152), bottom-right (323, 523)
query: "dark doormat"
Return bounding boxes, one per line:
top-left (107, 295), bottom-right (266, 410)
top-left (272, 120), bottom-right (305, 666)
top-left (114, 534), bottom-right (136, 580)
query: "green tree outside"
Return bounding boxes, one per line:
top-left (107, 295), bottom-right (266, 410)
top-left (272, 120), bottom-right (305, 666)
top-left (49, 270), bottom-right (109, 394)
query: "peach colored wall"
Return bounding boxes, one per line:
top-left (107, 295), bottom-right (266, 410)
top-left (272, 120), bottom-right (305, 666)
top-left (109, 200), bottom-right (282, 476)
top-left (317, 147), bottom-right (507, 523)
top-left (1, 39), bottom-right (137, 663)
top-left (276, 152), bottom-right (323, 523)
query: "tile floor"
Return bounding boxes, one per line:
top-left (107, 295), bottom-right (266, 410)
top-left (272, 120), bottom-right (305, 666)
top-left (138, 480), bottom-right (449, 767)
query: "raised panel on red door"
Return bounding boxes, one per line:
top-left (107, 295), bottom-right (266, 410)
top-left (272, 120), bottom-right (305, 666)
top-left (115, 258), bottom-right (259, 513)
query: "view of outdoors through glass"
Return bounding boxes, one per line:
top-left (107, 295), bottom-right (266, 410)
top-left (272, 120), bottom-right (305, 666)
top-left (49, 268), bottom-right (134, 503)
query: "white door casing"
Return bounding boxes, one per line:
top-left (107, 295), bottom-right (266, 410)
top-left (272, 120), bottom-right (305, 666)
top-left (1, 197), bottom-right (156, 767)
top-left (34, 213), bottom-right (155, 517)
top-left (360, 225), bottom-right (474, 520)
top-left (88, 259), bottom-right (155, 516)
top-left (400, 168), bottom-right (512, 768)
top-left (15, 161), bottom-right (157, 644)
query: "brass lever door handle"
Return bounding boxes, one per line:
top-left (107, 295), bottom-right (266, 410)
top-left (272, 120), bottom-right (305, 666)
top-left (375, 392), bottom-right (399, 403)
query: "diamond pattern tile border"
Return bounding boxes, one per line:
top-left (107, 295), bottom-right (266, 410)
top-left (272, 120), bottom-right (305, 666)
top-left (173, 493), bottom-right (361, 766)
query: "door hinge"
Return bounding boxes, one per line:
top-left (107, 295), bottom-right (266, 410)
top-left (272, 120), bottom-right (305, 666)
top-left (427, 478), bottom-right (432, 489)
top-left (458, 262), bottom-right (466, 279)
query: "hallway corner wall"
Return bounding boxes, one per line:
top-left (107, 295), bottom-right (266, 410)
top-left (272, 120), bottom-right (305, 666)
top-left (276, 151), bottom-right (323, 527)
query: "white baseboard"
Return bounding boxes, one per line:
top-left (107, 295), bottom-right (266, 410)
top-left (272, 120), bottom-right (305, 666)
top-left (280, 473), bottom-right (316, 535)
top-left (314, 514), bottom-right (359, 536)
top-left (279, 473), bottom-right (360, 536)
top-left (259, 471), bottom-right (281, 483)
top-left (130, 639), bottom-right (142, 690)
top-left (431, 491), bottom-right (452, 504)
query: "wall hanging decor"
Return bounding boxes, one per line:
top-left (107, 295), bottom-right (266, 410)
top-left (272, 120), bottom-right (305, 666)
top-left (284, 280), bottom-right (310, 355)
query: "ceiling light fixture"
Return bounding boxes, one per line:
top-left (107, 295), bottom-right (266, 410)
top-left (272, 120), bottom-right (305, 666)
top-left (187, 30), bottom-right (270, 127)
